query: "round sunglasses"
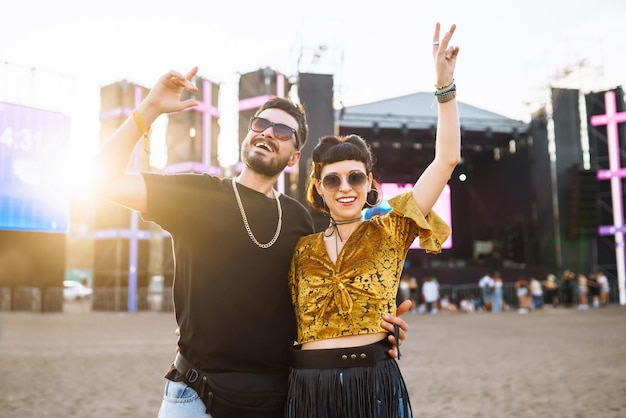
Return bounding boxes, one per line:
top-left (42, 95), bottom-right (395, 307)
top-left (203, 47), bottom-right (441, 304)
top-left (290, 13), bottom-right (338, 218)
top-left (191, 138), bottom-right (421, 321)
top-left (321, 171), bottom-right (368, 192)
top-left (249, 117), bottom-right (299, 148)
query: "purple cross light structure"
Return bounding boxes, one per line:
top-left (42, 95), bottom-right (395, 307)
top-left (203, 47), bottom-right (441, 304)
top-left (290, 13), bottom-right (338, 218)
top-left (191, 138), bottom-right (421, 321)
top-left (162, 79), bottom-right (221, 175)
top-left (94, 86), bottom-right (148, 312)
top-left (590, 90), bottom-right (626, 305)
top-left (96, 81), bottom-right (220, 312)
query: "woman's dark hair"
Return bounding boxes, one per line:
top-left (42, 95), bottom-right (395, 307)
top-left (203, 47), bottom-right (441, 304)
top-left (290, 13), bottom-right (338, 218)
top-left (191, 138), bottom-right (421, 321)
top-left (255, 97), bottom-right (308, 150)
top-left (306, 134), bottom-right (382, 213)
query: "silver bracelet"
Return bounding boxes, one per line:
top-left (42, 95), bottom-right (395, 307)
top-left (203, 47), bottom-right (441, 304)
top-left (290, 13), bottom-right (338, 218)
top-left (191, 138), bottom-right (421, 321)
top-left (437, 89), bottom-right (456, 103)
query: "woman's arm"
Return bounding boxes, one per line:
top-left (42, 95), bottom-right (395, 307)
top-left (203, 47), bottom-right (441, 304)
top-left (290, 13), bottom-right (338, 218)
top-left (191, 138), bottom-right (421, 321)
top-left (412, 23), bottom-right (461, 216)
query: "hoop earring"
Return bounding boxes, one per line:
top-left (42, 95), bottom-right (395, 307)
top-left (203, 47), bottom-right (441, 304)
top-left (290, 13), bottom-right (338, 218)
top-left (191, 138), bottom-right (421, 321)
top-left (365, 188), bottom-right (382, 207)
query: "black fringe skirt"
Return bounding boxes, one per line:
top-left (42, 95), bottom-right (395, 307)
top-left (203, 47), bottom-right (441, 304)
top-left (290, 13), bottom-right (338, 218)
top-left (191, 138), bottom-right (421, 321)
top-left (285, 339), bottom-right (412, 418)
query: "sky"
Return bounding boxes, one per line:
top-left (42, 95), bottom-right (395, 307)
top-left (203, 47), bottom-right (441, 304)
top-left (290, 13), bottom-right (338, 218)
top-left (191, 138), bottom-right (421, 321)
top-left (1, 0), bottom-right (625, 172)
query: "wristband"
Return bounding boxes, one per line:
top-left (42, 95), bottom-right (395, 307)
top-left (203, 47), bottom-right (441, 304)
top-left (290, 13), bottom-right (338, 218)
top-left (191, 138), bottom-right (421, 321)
top-left (437, 89), bottom-right (456, 103)
top-left (132, 110), bottom-right (151, 156)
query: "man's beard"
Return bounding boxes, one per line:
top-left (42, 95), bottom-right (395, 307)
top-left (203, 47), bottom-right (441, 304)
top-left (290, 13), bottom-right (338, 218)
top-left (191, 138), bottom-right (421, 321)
top-left (241, 145), bottom-right (291, 178)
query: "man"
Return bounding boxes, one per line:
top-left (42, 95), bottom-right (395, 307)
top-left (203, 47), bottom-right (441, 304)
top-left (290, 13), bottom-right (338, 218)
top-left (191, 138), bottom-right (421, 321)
top-left (478, 271), bottom-right (495, 311)
top-left (95, 67), bottom-right (409, 418)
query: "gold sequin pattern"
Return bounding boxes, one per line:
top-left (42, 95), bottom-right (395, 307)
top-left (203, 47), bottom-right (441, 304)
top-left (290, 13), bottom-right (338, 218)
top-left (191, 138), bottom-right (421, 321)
top-left (290, 192), bottom-right (451, 344)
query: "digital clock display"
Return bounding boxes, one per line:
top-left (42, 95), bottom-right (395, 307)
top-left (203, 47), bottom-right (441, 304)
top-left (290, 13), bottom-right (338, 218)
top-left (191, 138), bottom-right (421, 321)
top-left (0, 102), bottom-right (71, 232)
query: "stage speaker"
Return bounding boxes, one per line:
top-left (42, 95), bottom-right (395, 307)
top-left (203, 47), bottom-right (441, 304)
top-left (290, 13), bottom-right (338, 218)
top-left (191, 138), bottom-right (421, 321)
top-left (0, 230), bottom-right (65, 311)
top-left (238, 67), bottom-right (292, 146)
top-left (99, 80), bottom-right (151, 171)
top-left (567, 166), bottom-right (599, 240)
top-left (297, 72), bottom-right (335, 232)
top-left (551, 88), bottom-right (584, 238)
top-left (96, 80), bottom-right (153, 230)
top-left (93, 238), bottom-right (150, 285)
top-left (528, 107), bottom-right (558, 266)
top-left (166, 77), bottom-right (220, 169)
top-left (92, 237), bottom-right (150, 310)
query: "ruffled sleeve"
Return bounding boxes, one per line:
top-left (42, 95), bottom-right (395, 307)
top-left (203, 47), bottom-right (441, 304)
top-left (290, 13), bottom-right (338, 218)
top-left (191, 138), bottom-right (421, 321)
top-left (388, 191), bottom-right (451, 253)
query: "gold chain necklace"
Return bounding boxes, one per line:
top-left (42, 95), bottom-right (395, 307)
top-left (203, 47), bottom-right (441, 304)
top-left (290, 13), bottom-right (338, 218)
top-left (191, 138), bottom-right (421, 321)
top-left (231, 177), bottom-right (282, 249)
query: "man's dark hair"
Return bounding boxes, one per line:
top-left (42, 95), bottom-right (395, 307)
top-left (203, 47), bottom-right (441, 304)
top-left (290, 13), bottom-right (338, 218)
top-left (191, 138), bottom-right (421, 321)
top-left (255, 97), bottom-right (308, 150)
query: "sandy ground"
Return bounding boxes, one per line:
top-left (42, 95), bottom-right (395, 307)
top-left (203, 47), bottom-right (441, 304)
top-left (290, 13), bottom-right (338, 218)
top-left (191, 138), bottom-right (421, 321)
top-left (1, 302), bottom-right (625, 418)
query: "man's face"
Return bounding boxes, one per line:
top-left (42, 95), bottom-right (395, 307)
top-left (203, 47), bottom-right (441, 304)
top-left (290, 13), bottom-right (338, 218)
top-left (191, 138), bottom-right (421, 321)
top-left (240, 108), bottom-right (300, 177)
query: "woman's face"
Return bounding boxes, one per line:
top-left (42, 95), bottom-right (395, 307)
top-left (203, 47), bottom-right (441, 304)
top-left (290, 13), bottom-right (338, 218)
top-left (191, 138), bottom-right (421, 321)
top-left (316, 160), bottom-right (371, 221)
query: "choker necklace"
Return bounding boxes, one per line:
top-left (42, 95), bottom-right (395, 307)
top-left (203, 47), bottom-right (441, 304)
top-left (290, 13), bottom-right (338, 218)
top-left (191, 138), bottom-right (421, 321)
top-left (232, 177), bottom-right (282, 249)
top-left (327, 216), bottom-right (363, 231)
top-left (325, 216), bottom-right (363, 258)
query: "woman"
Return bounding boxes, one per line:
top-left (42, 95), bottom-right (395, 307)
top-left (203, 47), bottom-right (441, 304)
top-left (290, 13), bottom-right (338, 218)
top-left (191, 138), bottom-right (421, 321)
top-left (577, 273), bottom-right (589, 309)
top-left (286, 22), bottom-right (460, 418)
top-left (596, 271), bottom-right (610, 306)
top-left (543, 273), bottom-right (559, 308)
top-left (492, 272), bottom-right (504, 313)
top-left (587, 273), bottom-right (600, 308)
top-left (515, 276), bottom-right (531, 314)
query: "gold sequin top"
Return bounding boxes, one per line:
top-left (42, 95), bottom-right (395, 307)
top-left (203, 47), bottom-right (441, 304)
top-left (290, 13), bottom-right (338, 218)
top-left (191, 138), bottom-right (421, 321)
top-left (289, 191), bottom-right (450, 344)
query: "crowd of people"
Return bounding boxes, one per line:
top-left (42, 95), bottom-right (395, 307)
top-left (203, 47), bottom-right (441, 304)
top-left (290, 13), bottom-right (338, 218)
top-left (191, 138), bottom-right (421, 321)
top-left (399, 269), bottom-right (613, 315)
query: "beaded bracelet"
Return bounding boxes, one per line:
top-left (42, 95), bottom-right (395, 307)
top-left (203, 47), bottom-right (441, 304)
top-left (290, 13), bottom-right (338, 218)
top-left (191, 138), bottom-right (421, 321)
top-left (434, 79), bottom-right (454, 91)
top-left (434, 84), bottom-right (456, 96)
top-left (132, 110), bottom-right (151, 156)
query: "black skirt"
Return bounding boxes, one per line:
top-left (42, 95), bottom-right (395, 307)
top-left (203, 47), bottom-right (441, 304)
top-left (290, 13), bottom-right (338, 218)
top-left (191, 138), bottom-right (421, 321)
top-left (285, 339), bottom-right (412, 418)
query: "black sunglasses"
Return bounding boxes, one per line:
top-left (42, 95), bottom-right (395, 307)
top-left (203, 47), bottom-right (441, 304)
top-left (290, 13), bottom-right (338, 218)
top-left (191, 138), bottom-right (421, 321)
top-left (249, 117), bottom-right (299, 148)
top-left (321, 171), bottom-right (368, 192)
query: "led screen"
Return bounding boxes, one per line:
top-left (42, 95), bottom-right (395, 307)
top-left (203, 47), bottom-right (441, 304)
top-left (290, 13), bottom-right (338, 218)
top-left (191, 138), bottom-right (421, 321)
top-left (0, 102), bottom-right (71, 232)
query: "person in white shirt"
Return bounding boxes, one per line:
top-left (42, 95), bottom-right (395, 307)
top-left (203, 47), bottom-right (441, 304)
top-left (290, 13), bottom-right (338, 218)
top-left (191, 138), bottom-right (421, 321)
top-left (478, 272), bottom-right (495, 311)
top-left (596, 271), bottom-right (610, 307)
top-left (529, 276), bottom-right (544, 309)
top-left (422, 276), bottom-right (441, 314)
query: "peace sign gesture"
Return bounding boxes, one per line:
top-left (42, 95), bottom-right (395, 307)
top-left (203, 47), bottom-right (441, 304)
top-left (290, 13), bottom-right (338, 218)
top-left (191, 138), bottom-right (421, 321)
top-left (432, 23), bottom-right (460, 88)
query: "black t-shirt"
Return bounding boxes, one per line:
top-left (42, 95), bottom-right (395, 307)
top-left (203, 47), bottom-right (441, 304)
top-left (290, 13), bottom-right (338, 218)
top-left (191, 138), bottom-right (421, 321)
top-left (142, 173), bottom-right (314, 374)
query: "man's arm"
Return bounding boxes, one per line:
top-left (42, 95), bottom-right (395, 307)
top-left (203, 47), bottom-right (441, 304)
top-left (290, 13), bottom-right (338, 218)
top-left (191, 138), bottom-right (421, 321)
top-left (94, 67), bottom-right (200, 212)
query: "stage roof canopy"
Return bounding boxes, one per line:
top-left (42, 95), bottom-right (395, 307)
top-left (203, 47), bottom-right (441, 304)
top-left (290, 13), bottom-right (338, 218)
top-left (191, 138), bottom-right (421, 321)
top-left (337, 92), bottom-right (529, 136)
top-left (335, 92), bottom-right (532, 183)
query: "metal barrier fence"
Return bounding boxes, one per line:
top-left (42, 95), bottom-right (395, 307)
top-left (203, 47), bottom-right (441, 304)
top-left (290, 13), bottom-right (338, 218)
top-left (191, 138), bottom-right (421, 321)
top-left (439, 283), bottom-right (518, 307)
top-left (3, 286), bottom-right (65, 312)
top-left (0, 282), bottom-right (621, 313)
top-left (0, 286), bottom-right (13, 311)
top-left (0, 286), bottom-right (174, 313)
top-left (90, 287), bottom-right (175, 312)
top-left (439, 282), bottom-right (621, 308)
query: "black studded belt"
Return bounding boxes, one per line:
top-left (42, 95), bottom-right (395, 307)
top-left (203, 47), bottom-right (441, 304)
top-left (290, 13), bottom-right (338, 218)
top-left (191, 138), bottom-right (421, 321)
top-left (290, 338), bottom-right (392, 369)
top-left (171, 353), bottom-right (288, 418)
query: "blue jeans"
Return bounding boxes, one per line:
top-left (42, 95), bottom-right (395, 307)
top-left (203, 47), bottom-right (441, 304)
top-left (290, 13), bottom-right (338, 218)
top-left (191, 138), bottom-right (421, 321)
top-left (492, 288), bottom-right (503, 312)
top-left (158, 380), bottom-right (212, 418)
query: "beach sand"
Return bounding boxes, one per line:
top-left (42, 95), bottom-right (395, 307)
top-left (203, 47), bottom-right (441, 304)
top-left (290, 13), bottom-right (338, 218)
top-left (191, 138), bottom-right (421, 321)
top-left (1, 302), bottom-right (625, 418)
